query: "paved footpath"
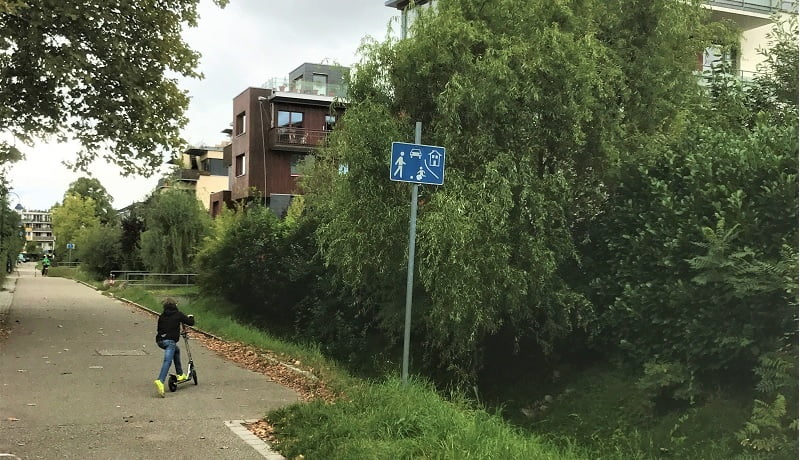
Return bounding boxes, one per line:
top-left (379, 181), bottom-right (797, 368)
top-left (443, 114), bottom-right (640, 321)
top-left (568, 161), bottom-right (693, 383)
top-left (0, 263), bottom-right (297, 459)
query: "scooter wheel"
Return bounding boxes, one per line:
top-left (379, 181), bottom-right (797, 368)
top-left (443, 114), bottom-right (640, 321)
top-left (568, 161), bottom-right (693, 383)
top-left (192, 370), bottom-right (198, 385)
top-left (168, 374), bottom-right (178, 392)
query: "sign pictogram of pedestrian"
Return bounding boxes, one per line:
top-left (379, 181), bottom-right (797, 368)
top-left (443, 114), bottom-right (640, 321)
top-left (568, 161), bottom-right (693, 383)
top-left (390, 142), bottom-right (446, 186)
top-left (393, 151), bottom-right (406, 178)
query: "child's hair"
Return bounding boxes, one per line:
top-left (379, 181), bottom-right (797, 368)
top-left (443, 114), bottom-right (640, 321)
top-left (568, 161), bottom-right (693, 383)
top-left (162, 297), bottom-right (177, 309)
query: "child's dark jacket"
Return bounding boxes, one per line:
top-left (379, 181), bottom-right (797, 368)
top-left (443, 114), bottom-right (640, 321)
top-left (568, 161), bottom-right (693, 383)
top-left (155, 304), bottom-right (195, 342)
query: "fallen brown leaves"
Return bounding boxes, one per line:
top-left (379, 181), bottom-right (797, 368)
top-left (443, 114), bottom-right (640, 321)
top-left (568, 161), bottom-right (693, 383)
top-left (191, 332), bottom-right (338, 403)
top-left (189, 331), bottom-right (340, 449)
top-left (126, 302), bottom-right (338, 447)
top-left (243, 419), bottom-right (278, 444)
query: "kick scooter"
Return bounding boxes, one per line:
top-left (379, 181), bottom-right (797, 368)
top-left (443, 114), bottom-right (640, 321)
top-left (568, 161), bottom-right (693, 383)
top-left (168, 323), bottom-right (198, 392)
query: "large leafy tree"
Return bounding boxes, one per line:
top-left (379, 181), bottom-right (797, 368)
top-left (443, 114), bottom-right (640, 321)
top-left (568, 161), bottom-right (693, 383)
top-left (302, 0), bottom-right (724, 379)
top-left (0, 0), bottom-right (227, 175)
top-left (63, 177), bottom-right (116, 224)
top-left (50, 193), bottom-right (100, 254)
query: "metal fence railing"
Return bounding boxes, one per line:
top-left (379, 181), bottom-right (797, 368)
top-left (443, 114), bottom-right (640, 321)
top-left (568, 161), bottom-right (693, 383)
top-left (53, 262), bottom-right (80, 268)
top-left (109, 271), bottom-right (196, 287)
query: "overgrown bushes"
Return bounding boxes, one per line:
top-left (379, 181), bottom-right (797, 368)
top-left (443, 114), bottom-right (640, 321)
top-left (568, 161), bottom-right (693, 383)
top-left (140, 189), bottom-right (209, 273)
top-left (586, 121), bottom-right (797, 381)
top-left (75, 224), bottom-right (122, 278)
top-left (195, 205), bottom-right (317, 329)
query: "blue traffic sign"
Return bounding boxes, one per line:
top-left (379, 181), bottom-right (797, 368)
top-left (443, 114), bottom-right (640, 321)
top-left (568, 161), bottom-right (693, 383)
top-left (390, 142), bottom-right (446, 186)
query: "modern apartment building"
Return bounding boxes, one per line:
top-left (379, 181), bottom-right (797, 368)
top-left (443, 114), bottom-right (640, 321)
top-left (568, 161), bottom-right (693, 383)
top-left (19, 209), bottom-right (54, 254)
top-left (702, 1), bottom-right (796, 78)
top-left (158, 145), bottom-right (228, 210)
top-left (210, 63), bottom-right (347, 217)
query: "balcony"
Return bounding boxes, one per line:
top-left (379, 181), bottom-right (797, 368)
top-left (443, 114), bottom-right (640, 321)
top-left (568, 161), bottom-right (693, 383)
top-left (706, 0), bottom-right (796, 15)
top-left (270, 127), bottom-right (330, 151)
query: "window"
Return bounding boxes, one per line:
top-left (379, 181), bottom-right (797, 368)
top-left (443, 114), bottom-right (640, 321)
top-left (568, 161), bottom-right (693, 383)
top-left (702, 46), bottom-right (738, 73)
top-left (277, 111), bottom-right (303, 128)
top-left (202, 158), bottom-right (227, 176)
top-left (235, 153), bottom-right (246, 176)
top-left (290, 154), bottom-right (304, 176)
top-left (325, 115), bottom-right (336, 131)
top-left (290, 154), bottom-right (313, 175)
top-left (277, 111), bottom-right (306, 144)
top-left (235, 111), bottom-right (246, 135)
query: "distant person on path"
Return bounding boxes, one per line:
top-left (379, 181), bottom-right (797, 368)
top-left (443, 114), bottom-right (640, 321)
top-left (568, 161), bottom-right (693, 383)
top-left (41, 255), bottom-right (51, 276)
top-left (153, 298), bottom-right (195, 397)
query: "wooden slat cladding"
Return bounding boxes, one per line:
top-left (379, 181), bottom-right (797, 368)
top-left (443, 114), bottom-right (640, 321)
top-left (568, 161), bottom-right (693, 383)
top-left (230, 88), bottom-right (345, 201)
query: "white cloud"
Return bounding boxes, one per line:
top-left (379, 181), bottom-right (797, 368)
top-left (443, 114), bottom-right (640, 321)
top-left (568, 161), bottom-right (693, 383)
top-left (7, 0), bottom-right (399, 211)
top-left (7, 140), bottom-right (165, 211)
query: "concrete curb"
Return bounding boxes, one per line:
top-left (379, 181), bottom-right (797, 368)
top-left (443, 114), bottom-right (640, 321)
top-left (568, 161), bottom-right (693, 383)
top-left (225, 420), bottom-right (286, 460)
top-left (0, 275), bottom-right (17, 326)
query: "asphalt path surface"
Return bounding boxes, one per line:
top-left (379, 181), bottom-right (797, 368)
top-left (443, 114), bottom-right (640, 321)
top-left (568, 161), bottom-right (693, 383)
top-left (0, 263), bottom-right (298, 459)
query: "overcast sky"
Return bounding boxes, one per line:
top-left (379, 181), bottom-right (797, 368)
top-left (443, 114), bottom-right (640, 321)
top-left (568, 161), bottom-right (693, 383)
top-left (8, 0), bottom-right (399, 211)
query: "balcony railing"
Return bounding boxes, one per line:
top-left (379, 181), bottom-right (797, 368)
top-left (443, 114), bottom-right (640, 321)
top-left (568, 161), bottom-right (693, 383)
top-left (706, 0), bottom-right (796, 14)
top-left (157, 169), bottom-right (201, 189)
top-left (31, 236), bottom-right (54, 242)
top-left (176, 169), bottom-right (200, 181)
top-left (263, 77), bottom-right (347, 98)
top-left (270, 127), bottom-right (330, 148)
top-left (695, 68), bottom-right (762, 86)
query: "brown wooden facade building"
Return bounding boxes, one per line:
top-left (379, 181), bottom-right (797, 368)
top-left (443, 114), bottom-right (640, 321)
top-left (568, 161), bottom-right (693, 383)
top-left (210, 63), bottom-right (346, 217)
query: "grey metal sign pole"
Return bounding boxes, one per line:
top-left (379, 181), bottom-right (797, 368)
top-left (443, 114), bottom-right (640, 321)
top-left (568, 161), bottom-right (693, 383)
top-left (402, 121), bottom-right (422, 384)
top-left (386, 0), bottom-right (434, 386)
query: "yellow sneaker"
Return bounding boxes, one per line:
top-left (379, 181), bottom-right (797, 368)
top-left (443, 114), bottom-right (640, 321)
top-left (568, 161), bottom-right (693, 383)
top-left (176, 374), bottom-right (188, 381)
top-left (154, 379), bottom-right (165, 397)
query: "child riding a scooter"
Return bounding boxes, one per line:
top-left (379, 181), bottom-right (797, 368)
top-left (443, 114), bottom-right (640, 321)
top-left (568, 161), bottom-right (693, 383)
top-left (153, 298), bottom-right (195, 397)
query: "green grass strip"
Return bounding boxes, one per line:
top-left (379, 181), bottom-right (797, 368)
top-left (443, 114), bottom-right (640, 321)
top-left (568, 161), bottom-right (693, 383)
top-left (268, 376), bottom-right (588, 459)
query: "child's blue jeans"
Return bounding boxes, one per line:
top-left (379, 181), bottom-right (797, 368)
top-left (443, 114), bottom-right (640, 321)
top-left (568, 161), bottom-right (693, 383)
top-left (156, 340), bottom-right (183, 383)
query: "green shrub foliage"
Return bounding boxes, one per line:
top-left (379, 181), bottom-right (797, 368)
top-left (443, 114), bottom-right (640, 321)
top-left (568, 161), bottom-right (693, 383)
top-left (75, 223), bottom-right (122, 279)
top-left (139, 189), bottom-right (209, 273)
top-left (588, 119), bottom-right (797, 377)
top-left (299, 0), bottom-right (730, 380)
top-left (196, 206), bottom-right (312, 326)
top-left (119, 204), bottom-right (146, 270)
